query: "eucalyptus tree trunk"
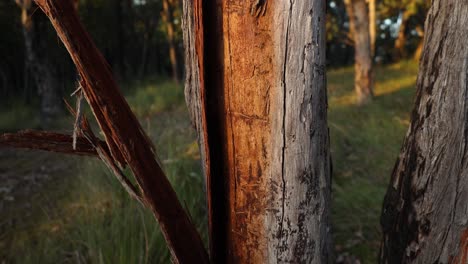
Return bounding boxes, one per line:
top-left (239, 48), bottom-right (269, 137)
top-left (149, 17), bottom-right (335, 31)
top-left (183, 0), bottom-right (332, 263)
top-left (16, 0), bottom-right (61, 126)
top-left (380, 1), bottom-right (468, 263)
top-left (345, 0), bottom-right (374, 104)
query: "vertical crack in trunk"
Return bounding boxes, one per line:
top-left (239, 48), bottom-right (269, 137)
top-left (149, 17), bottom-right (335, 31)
top-left (277, 2), bottom-right (293, 260)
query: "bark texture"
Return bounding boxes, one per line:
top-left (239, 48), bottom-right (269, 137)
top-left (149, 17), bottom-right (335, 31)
top-left (183, 0), bottom-right (331, 263)
top-left (345, 0), bottom-right (374, 104)
top-left (32, 1), bottom-right (209, 263)
top-left (380, 1), bottom-right (468, 263)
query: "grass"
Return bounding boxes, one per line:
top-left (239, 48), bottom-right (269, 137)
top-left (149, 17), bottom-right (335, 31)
top-left (1, 61), bottom-right (420, 263)
top-left (1, 79), bottom-right (207, 263)
top-left (329, 60), bottom-right (419, 262)
top-left (0, 100), bottom-right (40, 132)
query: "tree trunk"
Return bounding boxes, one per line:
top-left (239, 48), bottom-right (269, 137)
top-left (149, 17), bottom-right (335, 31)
top-left (393, 8), bottom-right (411, 61)
top-left (162, 0), bottom-right (179, 83)
top-left (345, 0), bottom-right (374, 104)
top-left (368, 0), bottom-right (376, 57)
top-left (413, 25), bottom-right (424, 61)
top-left (183, 0), bottom-right (331, 263)
top-left (380, 1), bottom-right (468, 263)
top-left (16, 0), bottom-right (61, 126)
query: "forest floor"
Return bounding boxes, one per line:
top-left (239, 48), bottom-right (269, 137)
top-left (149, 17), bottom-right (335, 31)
top-left (0, 61), bottom-right (419, 263)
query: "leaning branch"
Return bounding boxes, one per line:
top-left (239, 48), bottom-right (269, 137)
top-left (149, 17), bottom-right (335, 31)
top-left (30, 0), bottom-right (209, 263)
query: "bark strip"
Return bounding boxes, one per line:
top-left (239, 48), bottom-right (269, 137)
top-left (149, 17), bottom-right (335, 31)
top-left (30, 1), bottom-right (209, 263)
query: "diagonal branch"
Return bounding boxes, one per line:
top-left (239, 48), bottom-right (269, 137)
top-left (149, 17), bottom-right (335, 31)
top-left (30, 0), bottom-right (209, 263)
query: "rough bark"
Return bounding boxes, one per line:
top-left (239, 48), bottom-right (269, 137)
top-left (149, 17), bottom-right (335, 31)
top-left (16, 0), bottom-right (61, 126)
top-left (345, 0), bottom-right (374, 104)
top-left (183, 0), bottom-right (331, 263)
top-left (162, 0), bottom-right (180, 83)
top-left (30, 0), bottom-right (209, 263)
top-left (380, 1), bottom-right (468, 263)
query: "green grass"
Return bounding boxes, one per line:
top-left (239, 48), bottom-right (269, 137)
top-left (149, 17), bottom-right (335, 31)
top-left (329, 60), bottom-right (419, 262)
top-left (1, 61), bottom-right (420, 263)
top-left (1, 79), bottom-right (207, 263)
top-left (0, 100), bottom-right (40, 132)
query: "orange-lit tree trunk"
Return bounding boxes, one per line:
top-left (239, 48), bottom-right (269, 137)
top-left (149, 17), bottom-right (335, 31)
top-left (380, 1), bottom-right (468, 263)
top-left (183, 1), bottom-right (331, 263)
top-left (368, 0), bottom-right (376, 57)
top-left (345, 0), bottom-right (374, 104)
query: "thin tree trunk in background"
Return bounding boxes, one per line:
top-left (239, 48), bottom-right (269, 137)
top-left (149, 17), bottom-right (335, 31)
top-left (345, 0), bottom-right (374, 104)
top-left (380, 1), bottom-right (468, 263)
top-left (183, 0), bottom-right (331, 263)
top-left (162, 0), bottom-right (179, 84)
top-left (393, 8), bottom-right (411, 61)
top-left (16, 0), bottom-right (61, 126)
top-left (30, 0), bottom-right (209, 263)
top-left (413, 25), bottom-right (424, 61)
top-left (368, 0), bottom-right (376, 57)
top-left (114, 0), bottom-right (125, 79)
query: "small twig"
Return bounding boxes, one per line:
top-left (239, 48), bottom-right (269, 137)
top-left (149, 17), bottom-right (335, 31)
top-left (95, 143), bottom-right (145, 205)
top-left (72, 85), bottom-right (84, 150)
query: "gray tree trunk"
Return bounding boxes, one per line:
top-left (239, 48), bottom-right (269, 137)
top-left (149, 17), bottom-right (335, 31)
top-left (182, 0), bottom-right (332, 263)
top-left (345, 0), bottom-right (374, 104)
top-left (17, 0), bottom-right (61, 126)
top-left (380, 1), bottom-right (468, 263)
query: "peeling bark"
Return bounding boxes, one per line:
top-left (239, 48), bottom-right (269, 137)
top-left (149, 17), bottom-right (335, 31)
top-left (380, 1), bottom-right (468, 263)
top-left (183, 0), bottom-right (331, 262)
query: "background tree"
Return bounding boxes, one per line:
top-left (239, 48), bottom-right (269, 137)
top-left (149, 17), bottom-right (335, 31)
top-left (15, 0), bottom-right (62, 126)
top-left (161, 0), bottom-right (180, 83)
top-left (183, 0), bottom-right (332, 262)
top-left (380, 0), bottom-right (468, 262)
top-left (368, 0), bottom-right (376, 57)
top-left (380, 0), bottom-right (429, 61)
top-left (344, 0), bottom-right (374, 104)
